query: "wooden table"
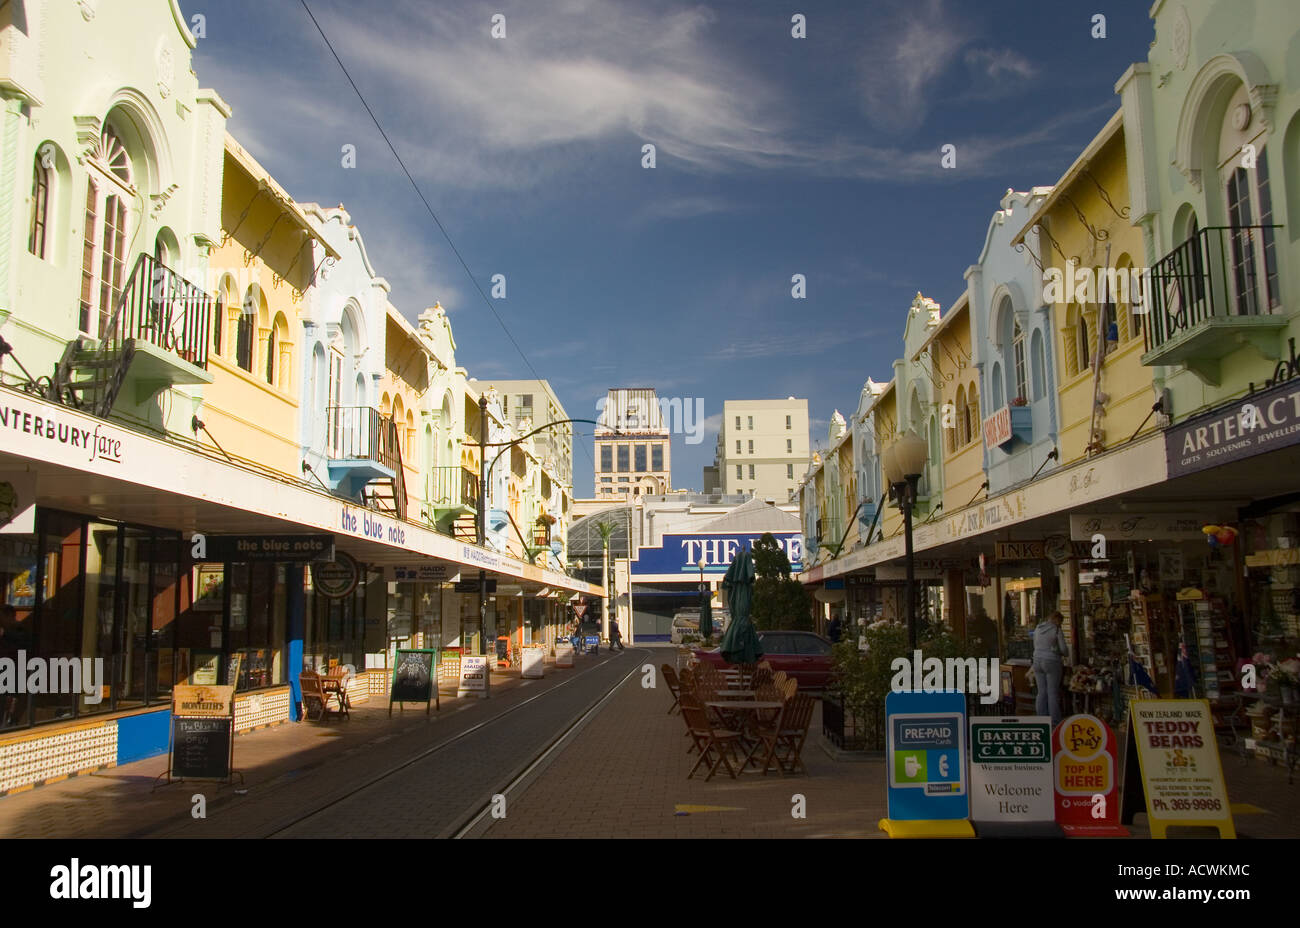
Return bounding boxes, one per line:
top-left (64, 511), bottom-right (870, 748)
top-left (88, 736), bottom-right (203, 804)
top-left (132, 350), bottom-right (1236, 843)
top-left (706, 699), bottom-right (783, 770)
top-left (711, 689), bottom-right (756, 699)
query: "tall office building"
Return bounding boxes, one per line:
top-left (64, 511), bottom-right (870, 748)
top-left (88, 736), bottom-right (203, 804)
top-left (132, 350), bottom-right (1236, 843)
top-left (710, 398), bottom-right (809, 501)
top-left (594, 387), bottom-right (672, 498)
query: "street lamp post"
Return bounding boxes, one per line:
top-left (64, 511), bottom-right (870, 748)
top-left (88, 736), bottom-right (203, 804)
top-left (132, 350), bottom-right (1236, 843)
top-left (882, 430), bottom-right (929, 650)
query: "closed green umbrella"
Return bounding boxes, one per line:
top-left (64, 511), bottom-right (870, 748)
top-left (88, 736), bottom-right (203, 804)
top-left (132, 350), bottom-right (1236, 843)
top-left (718, 548), bottom-right (763, 664)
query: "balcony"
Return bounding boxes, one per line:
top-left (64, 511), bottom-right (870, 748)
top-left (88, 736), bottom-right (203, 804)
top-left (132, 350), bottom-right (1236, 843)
top-left (325, 406), bottom-right (406, 518)
top-left (1141, 225), bottom-right (1287, 385)
top-left (427, 466), bottom-right (479, 520)
top-left (55, 253), bottom-right (214, 416)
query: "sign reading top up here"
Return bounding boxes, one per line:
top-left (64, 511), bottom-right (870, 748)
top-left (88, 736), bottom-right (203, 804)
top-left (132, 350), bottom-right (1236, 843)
top-left (879, 691), bottom-right (973, 838)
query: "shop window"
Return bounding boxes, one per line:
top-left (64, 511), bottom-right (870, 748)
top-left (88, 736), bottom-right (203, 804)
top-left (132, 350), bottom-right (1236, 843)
top-left (1012, 319), bottom-right (1028, 403)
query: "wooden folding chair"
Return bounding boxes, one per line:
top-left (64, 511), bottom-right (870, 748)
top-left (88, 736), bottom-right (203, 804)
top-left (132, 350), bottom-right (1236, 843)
top-left (773, 692), bottom-right (816, 774)
top-left (681, 698), bottom-right (741, 780)
top-left (661, 664), bottom-right (682, 715)
top-left (298, 671), bottom-right (340, 722)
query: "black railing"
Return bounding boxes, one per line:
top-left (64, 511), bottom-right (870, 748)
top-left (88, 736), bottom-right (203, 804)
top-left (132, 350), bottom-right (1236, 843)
top-left (427, 465), bottom-right (479, 511)
top-left (77, 253), bottom-right (211, 416)
top-left (326, 406), bottom-right (400, 471)
top-left (1144, 224), bottom-right (1282, 354)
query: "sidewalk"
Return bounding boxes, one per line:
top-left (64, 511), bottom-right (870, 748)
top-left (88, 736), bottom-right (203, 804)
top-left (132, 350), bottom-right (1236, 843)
top-left (481, 675), bottom-right (1300, 839)
top-left (0, 664), bottom-right (540, 839)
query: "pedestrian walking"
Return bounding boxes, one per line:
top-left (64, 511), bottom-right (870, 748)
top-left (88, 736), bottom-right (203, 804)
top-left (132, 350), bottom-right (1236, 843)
top-left (572, 618), bottom-right (584, 654)
top-left (609, 617), bottom-right (624, 651)
top-left (827, 614), bottom-right (842, 644)
top-left (1032, 611), bottom-right (1069, 727)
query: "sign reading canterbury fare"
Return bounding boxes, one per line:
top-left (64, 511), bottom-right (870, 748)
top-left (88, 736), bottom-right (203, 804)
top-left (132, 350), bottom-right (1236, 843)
top-left (1166, 377), bottom-right (1300, 478)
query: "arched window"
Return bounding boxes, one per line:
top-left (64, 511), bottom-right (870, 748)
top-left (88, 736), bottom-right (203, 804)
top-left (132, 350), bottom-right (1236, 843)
top-left (212, 288), bottom-right (224, 356)
top-left (28, 155), bottom-right (51, 259)
top-left (1217, 83), bottom-right (1279, 314)
top-left (237, 287), bottom-right (257, 371)
top-left (78, 127), bottom-right (133, 337)
top-left (954, 386), bottom-right (968, 447)
top-left (991, 362), bottom-right (1004, 410)
top-left (1012, 318), bottom-right (1028, 403)
top-left (265, 323), bottom-right (277, 384)
top-left (1030, 329), bottom-right (1045, 400)
top-left (1078, 314), bottom-right (1091, 372)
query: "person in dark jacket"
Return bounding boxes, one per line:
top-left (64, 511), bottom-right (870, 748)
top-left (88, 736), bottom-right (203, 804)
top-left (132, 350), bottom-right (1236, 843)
top-left (609, 617), bottom-right (624, 651)
top-left (827, 614), bottom-right (842, 644)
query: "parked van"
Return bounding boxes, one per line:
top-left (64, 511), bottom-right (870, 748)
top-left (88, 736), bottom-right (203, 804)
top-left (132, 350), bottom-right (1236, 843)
top-left (670, 608), bottom-right (729, 643)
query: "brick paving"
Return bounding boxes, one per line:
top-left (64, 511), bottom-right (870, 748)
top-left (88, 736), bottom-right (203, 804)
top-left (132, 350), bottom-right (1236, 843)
top-left (480, 664), bottom-right (1300, 839)
top-left (2, 642), bottom-right (1297, 839)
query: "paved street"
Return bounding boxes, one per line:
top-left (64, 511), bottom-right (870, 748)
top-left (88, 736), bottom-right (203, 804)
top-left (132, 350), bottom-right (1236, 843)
top-left (0, 649), bottom-right (638, 839)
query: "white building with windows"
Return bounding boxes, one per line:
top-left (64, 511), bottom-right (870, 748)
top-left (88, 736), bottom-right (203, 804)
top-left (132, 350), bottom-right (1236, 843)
top-left (594, 387), bottom-right (671, 499)
top-left (711, 398), bottom-right (809, 501)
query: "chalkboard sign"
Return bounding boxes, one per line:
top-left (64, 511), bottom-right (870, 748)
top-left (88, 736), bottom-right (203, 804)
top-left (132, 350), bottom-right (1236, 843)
top-left (389, 648), bottom-right (439, 716)
top-left (171, 717), bottom-right (233, 780)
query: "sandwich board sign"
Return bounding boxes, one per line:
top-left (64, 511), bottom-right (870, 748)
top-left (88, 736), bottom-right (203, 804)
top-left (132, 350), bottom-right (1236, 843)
top-left (969, 716), bottom-right (1059, 836)
top-left (1053, 713), bottom-right (1128, 836)
top-left (458, 654), bottom-right (489, 698)
top-left (879, 690), bottom-right (973, 838)
top-left (165, 685), bottom-right (240, 786)
top-left (389, 648), bottom-right (439, 716)
top-left (1121, 698), bottom-right (1234, 839)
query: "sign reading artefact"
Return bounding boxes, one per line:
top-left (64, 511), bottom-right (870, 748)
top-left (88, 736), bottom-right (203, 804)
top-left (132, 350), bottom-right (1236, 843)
top-left (1052, 713), bottom-right (1128, 836)
top-left (458, 655), bottom-right (489, 698)
top-left (969, 717), bottom-right (1058, 835)
top-left (879, 691), bottom-right (971, 837)
top-left (389, 648), bottom-right (439, 716)
top-left (1123, 699), bottom-right (1234, 839)
top-left (1165, 377), bottom-right (1300, 478)
top-left (312, 551), bottom-right (359, 598)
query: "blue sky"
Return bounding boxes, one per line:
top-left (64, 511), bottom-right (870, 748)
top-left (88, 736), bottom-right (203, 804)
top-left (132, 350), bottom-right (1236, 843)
top-left (190, 0), bottom-right (1154, 496)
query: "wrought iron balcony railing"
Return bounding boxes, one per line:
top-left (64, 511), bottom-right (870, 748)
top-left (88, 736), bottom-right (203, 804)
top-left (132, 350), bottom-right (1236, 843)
top-left (1143, 224), bottom-right (1282, 356)
top-left (427, 465), bottom-right (479, 512)
top-left (326, 406), bottom-right (400, 472)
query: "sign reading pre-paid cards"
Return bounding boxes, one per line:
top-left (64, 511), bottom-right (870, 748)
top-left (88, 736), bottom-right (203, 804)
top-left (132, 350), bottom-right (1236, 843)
top-left (880, 691), bottom-right (972, 837)
top-left (1124, 699), bottom-right (1234, 838)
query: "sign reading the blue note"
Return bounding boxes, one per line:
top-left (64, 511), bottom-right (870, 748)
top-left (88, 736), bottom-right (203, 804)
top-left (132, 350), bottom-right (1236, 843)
top-left (630, 531), bottom-right (802, 576)
top-left (885, 691), bottom-right (967, 821)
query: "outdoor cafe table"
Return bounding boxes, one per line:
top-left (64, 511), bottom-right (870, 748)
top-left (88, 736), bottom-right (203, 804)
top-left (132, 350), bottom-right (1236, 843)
top-left (706, 699), bottom-right (783, 770)
top-left (711, 689), bottom-right (756, 699)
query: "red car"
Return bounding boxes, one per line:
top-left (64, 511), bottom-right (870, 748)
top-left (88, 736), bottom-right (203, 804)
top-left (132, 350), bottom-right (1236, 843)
top-left (693, 630), bottom-right (835, 691)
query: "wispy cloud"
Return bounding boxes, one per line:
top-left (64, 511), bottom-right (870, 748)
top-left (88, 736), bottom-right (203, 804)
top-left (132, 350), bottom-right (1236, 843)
top-left (631, 195), bottom-right (741, 225)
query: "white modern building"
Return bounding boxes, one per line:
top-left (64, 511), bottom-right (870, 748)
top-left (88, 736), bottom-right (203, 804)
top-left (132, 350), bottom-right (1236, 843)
top-left (711, 398), bottom-right (810, 501)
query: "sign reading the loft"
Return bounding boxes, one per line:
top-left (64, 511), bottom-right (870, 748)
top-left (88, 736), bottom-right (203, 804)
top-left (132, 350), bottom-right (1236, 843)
top-left (631, 531), bottom-right (803, 577)
top-left (982, 406), bottom-right (1013, 448)
top-left (386, 564), bottom-right (461, 583)
top-left (1165, 377), bottom-right (1300, 479)
top-left (312, 551), bottom-right (359, 598)
top-left (192, 534), bottom-right (334, 562)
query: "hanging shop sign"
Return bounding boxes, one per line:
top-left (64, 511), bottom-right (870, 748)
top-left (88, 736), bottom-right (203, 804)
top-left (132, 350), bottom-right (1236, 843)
top-left (191, 534), bottom-right (334, 562)
top-left (1052, 713), bottom-right (1128, 836)
top-left (1165, 376), bottom-right (1300, 478)
top-left (995, 538), bottom-right (1090, 562)
top-left (982, 406), bottom-right (1013, 448)
top-left (388, 648), bottom-right (439, 715)
top-left (462, 545), bottom-right (504, 571)
top-left (969, 717), bottom-right (1059, 835)
top-left (454, 579), bottom-right (497, 594)
top-left (1245, 548), bottom-right (1300, 567)
top-left (168, 685), bottom-right (236, 783)
top-left (386, 564), bottom-right (461, 583)
top-left (311, 551), bottom-right (359, 598)
top-left (1121, 699), bottom-right (1234, 839)
top-left (880, 691), bottom-right (972, 837)
top-left (1069, 513), bottom-right (1206, 543)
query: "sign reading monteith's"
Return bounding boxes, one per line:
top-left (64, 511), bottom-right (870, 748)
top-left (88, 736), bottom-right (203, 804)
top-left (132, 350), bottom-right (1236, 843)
top-left (1165, 377), bottom-right (1300, 478)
